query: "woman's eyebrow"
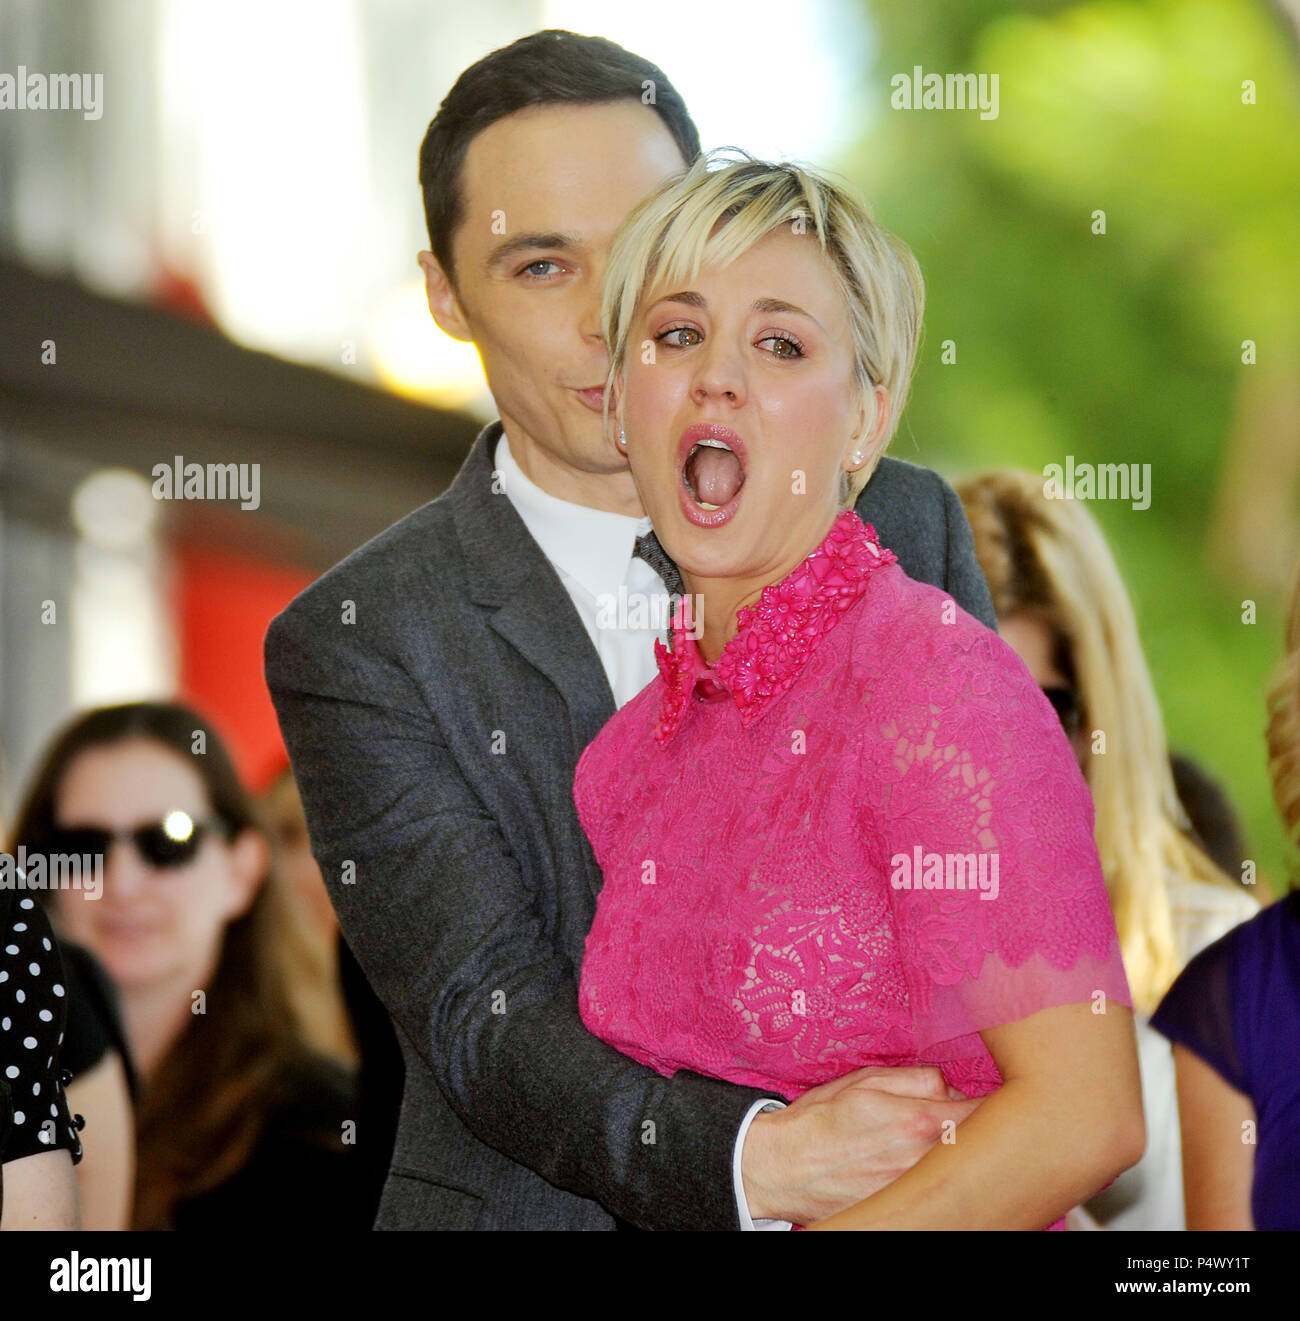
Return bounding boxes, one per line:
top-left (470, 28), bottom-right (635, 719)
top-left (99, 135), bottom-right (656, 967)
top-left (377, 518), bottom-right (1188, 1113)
top-left (650, 291), bottom-right (822, 328)
top-left (751, 297), bottom-right (821, 328)
top-left (652, 290), bottom-right (706, 309)
top-left (485, 232), bottom-right (583, 270)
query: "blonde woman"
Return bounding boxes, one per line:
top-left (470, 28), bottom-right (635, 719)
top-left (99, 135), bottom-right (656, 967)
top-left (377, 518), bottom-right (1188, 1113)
top-left (1149, 560), bottom-right (1300, 1229)
top-left (957, 470), bottom-right (1259, 1229)
top-left (573, 151), bottom-right (1144, 1230)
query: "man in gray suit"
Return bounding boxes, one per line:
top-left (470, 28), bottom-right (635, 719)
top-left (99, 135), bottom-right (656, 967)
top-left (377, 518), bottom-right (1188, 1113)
top-left (265, 30), bottom-right (994, 1230)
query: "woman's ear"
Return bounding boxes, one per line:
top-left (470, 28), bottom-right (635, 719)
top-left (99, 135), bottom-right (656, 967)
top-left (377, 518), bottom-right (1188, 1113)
top-left (846, 383), bottom-right (891, 470)
top-left (608, 375), bottom-right (628, 454)
top-left (222, 827), bottom-right (269, 921)
top-left (417, 250), bottom-right (473, 343)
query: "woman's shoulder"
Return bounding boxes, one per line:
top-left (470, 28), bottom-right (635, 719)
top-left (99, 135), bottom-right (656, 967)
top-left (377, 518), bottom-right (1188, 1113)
top-left (854, 562), bottom-right (1003, 646)
top-left (1169, 890), bottom-right (1299, 1000)
top-left (846, 564), bottom-right (1030, 693)
top-left (57, 939), bottom-right (139, 1099)
top-left (171, 1052), bottom-right (366, 1231)
top-left (1221, 889), bottom-right (1300, 962)
top-left (266, 1050), bottom-right (358, 1140)
top-left (577, 673), bottom-right (661, 776)
top-left (1165, 870), bottom-right (1261, 966)
top-left (0, 898), bottom-right (84, 1167)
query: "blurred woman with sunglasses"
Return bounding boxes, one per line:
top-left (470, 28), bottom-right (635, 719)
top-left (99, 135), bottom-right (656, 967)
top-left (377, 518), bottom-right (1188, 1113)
top-left (957, 469), bottom-right (1258, 1230)
top-left (8, 701), bottom-right (363, 1230)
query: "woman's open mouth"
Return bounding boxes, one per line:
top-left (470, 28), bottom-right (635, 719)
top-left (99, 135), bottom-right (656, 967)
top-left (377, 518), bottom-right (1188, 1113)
top-left (678, 423), bottom-right (747, 528)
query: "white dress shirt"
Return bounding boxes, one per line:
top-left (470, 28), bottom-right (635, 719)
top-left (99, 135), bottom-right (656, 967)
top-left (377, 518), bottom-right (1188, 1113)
top-left (494, 431), bottom-right (791, 1229)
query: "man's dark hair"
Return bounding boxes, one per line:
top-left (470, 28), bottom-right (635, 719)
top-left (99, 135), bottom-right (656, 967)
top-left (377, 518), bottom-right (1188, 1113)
top-left (418, 29), bottom-right (700, 281)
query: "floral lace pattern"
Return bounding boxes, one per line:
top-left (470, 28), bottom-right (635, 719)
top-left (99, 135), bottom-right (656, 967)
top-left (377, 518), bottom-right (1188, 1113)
top-left (575, 511), bottom-right (1131, 1187)
top-left (652, 511), bottom-right (897, 741)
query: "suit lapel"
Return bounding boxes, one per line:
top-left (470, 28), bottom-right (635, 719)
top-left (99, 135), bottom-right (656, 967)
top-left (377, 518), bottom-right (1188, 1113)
top-left (449, 422), bottom-right (618, 769)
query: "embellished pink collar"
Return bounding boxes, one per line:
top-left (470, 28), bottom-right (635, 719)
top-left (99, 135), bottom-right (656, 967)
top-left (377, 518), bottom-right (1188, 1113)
top-left (651, 510), bottom-right (897, 744)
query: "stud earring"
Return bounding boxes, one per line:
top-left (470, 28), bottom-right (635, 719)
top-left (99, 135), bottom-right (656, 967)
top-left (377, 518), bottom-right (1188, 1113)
top-left (618, 428), bottom-right (627, 448)
top-left (851, 449), bottom-right (863, 465)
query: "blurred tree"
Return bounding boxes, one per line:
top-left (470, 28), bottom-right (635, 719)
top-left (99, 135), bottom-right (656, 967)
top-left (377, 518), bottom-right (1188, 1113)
top-left (847, 0), bottom-right (1300, 889)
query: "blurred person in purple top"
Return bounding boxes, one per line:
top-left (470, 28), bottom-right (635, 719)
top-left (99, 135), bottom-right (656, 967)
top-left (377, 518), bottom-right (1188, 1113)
top-left (1151, 559), bottom-right (1300, 1230)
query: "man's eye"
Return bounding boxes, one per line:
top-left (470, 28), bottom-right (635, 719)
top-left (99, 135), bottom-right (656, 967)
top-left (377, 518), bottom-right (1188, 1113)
top-left (657, 326), bottom-right (702, 347)
top-left (520, 259), bottom-right (563, 279)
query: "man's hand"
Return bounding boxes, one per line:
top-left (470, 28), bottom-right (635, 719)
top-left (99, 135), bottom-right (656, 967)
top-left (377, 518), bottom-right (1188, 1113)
top-left (741, 1066), bottom-right (982, 1224)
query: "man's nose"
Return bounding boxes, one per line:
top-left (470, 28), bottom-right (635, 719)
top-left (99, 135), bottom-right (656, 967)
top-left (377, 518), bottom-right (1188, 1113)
top-left (577, 265), bottom-right (606, 345)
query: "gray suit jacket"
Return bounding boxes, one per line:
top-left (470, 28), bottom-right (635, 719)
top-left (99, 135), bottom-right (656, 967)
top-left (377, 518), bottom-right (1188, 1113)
top-left (263, 421), bottom-right (995, 1231)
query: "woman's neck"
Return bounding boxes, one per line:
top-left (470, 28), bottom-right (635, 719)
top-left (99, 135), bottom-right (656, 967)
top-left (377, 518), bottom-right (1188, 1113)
top-left (689, 577), bottom-right (769, 664)
top-left (120, 960), bottom-right (218, 1085)
top-left (685, 511), bottom-right (839, 664)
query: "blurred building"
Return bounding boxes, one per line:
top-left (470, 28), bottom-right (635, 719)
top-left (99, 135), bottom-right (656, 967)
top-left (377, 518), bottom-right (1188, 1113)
top-left (0, 0), bottom-right (548, 805)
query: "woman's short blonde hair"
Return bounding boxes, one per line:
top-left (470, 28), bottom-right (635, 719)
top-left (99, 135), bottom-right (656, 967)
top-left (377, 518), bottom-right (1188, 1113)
top-left (602, 148), bottom-right (925, 506)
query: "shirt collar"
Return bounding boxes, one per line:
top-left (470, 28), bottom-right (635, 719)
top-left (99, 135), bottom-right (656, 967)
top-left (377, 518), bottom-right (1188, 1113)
top-left (652, 510), bottom-right (897, 745)
top-left (495, 430), bottom-right (652, 601)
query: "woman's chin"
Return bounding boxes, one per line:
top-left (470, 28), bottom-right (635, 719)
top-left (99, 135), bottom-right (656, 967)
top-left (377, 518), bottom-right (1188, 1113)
top-left (665, 521), bottom-right (759, 586)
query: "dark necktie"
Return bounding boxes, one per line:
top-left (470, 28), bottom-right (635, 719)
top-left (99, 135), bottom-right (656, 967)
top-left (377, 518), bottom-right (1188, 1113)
top-left (633, 531), bottom-right (686, 598)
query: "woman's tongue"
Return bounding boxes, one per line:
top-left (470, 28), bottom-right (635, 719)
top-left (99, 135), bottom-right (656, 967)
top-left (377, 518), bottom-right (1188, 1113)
top-left (686, 447), bottom-right (744, 507)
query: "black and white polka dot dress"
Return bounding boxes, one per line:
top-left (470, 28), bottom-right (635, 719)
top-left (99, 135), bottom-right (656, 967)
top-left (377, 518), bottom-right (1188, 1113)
top-left (0, 890), bottom-right (83, 1166)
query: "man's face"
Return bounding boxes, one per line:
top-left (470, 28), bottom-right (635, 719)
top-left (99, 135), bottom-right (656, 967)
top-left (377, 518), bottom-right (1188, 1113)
top-left (420, 101), bottom-right (687, 507)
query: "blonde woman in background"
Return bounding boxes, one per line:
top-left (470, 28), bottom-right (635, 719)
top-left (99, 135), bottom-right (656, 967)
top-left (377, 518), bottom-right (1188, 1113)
top-left (957, 469), bottom-right (1258, 1230)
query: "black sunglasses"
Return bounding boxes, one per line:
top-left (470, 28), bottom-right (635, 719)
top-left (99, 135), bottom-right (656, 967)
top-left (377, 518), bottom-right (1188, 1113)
top-left (1041, 685), bottom-right (1082, 736)
top-left (45, 813), bottom-right (226, 870)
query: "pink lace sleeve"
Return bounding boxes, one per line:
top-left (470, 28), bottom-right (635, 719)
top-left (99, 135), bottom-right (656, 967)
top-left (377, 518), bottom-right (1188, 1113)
top-left (859, 620), bottom-right (1131, 1059)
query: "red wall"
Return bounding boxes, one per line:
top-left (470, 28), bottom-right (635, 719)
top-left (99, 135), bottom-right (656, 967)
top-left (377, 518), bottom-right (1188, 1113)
top-left (172, 542), bottom-right (315, 793)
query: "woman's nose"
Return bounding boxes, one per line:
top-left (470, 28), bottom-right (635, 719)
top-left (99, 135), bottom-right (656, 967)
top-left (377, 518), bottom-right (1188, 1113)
top-left (102, 841), bottom-right (151, 897)
top-left (691, 341), bottom-right (745, 406)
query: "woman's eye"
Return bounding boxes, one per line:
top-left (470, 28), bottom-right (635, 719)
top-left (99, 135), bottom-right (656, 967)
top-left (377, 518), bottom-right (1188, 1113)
top-left (657, 326), bottom-right (702, 348)
top-left (760, 335), bottom-right (805, 359)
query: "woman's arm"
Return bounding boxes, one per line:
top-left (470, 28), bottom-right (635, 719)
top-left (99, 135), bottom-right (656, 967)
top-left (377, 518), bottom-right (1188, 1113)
top-left (65, 1050), bottom-right (136, 1230)
top-left (1172, 1043), bottom-right (1254, 1230)
top-left (805, 1001), bottom-right (1145, 1230)
top-left (0, 1149), bottom-right (81, 1230)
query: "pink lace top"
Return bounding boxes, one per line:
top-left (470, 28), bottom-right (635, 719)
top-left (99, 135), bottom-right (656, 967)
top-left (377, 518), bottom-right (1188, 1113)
top-left (575, 511), bottom-right (1131, 1220)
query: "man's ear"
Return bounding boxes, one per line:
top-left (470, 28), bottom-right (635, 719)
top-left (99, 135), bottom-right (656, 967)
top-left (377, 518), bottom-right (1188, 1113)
top-left (418, 250), bottom-right (473, 343)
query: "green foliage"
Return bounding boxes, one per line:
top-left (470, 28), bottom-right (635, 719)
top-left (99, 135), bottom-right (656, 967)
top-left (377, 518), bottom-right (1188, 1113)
top-left (850, 0), bottom-right (1300, 891)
